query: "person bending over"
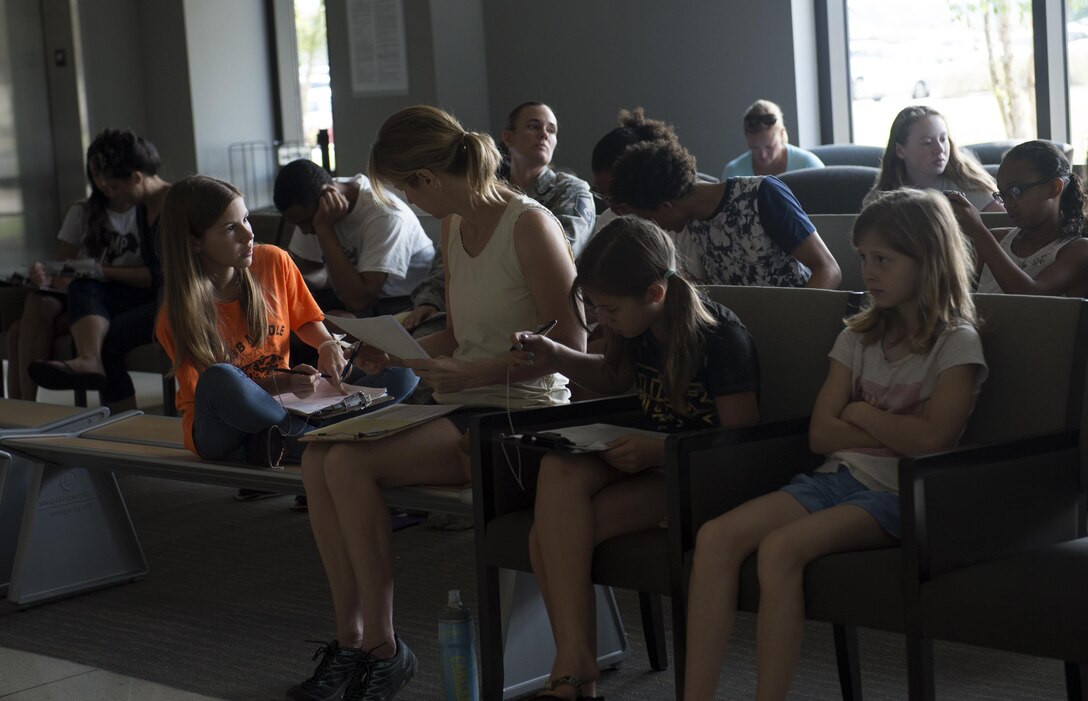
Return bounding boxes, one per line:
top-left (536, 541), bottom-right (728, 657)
top-left (610, 138), bottom-right (842, 289)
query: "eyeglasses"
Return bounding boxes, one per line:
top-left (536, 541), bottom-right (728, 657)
top-left (992, 179), bottom-right (1052, 205)
top-left (744, 113), bottom-right (778, 130)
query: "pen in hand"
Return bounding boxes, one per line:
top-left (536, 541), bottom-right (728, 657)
top-left (275, 368), bottom-right (332, 379)
top-left (510, 319), bottom-right (558, 351)
top-left (340, 341), bottom-right (362, 382)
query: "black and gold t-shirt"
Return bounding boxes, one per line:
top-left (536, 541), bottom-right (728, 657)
top-left (632, 300), bottom-right (760, 431)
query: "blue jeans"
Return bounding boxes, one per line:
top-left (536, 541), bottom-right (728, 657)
top-left (344, 365), bottom-right (420, 405)
top-left (67, 279), bottom-right (158, 403)
top-left (191, 363), bottom-right (418, 461)
top-left (192, 364), bottom-right (309, 461)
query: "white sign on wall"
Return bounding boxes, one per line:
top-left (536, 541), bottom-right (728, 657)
top-left (346, 0), bottom-right (409, 95)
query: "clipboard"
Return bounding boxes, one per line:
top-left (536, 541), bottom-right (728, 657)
top-left (278, 383), bottom-right (391, 421)
top-left (502, 423), bottom-right (668, 454)
top-left (301, 403), bottom-right (463, 441)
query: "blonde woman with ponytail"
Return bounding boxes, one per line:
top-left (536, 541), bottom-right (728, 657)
top-left (291, 105), bottom-right (584, 701)
top-left (513, 215), bottom-right (761, 700)
top-left (154, 175), bottom-right (345, 465)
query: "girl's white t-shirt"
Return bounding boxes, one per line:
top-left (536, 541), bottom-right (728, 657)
top-left (57, 204), bottom-right (144, 266)
top-left (816, 324), bottom-right (988, 493)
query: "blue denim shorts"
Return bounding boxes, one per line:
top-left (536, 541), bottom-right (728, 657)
top-left (780, 466), bottom-right (901, 539)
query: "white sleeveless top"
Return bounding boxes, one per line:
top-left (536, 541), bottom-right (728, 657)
top-left (976, 228), bottom-right (1079, 293)
top-left (434, 195), bottom-right (571, 407)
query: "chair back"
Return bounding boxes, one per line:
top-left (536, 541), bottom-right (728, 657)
top-left (778, 166), bottom-right (878, 215)
top-left (808, 215), bottom-right (861, 291)
top-left (964, 139), bottom-right (1076, 165)
top-left (963, 294), bottom-right (1088, 445)
top-left (701, 286), bottom-right (859, 422)
top-left (808, 144), bottom-right (885, 168)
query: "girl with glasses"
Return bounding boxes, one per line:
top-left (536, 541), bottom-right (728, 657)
top-left (949, 140), bottom-right (1088, 296)
top-left (865, 105), bottom-right (1003, 212)
top-left (720, 99), bottom-right (824, 179)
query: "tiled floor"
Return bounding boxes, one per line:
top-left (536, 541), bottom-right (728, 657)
top-left (0, 647), bottom-right (222, 700)
top-left (2, 366), bottom-right (207, 699)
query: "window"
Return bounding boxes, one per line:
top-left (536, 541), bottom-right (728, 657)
top-left (847, 0), bottom-right (1037, 147)
top-left (1069, 0), bottom-right (1088, 164)
top-left (294, 0), bottom-right (334, 170)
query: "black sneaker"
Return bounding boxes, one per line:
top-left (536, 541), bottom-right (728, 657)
top-left (343, 636), bottom-right (418, 700)
top-left (286, 639), bottom-right (365, 701)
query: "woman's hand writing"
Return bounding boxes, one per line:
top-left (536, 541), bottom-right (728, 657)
top-left (281, 364), bottom-right (322, 398)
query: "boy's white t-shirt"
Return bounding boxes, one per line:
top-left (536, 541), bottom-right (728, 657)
top-left (289, 174), bottom-right (435, 298)
top-left (816, 324), bottom-right (988, 493)
top-left (57, 204), bottom-right (144, 266)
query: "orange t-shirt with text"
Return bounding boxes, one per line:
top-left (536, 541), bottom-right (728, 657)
top-left (155, 245), bottom-right (324, 454)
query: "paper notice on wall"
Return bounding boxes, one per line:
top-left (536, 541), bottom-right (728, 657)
top-left (347, 0), bottom-right (409, 95)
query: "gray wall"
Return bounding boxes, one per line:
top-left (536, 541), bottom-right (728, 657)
top-left (325, 0), bottom-right (438, 175)
top-left (77, 0), bottom-right (145, 138)
top-left (184, 0), bottom-right (277, 202)
top-left (482, 0), bottom-right (816, 180)
top-left (323, 0), bottom-right (816, 182)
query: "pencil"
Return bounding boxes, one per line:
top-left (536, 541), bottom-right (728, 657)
top-left (510, 319), bottom-right (558, 350)
top-left (274, 368), bottom-right (332, 379)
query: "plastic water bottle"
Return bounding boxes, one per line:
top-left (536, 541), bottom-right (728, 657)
top-left (439, 589), bottom-right (480, 701)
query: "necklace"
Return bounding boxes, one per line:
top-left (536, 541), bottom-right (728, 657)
top-left (212, 273), bottom-right (241, 303)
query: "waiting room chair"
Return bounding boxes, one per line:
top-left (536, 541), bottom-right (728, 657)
top-left (472, 287), bottom-right (860, 700)
top-left (778, 166), bottom-right (879, 215)
top-left (964, 139), bottom-right (1075, 165)
top-left (808, 144), bottom-right (885, 168)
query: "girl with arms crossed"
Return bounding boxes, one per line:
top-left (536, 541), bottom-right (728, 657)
top-left (683, 189), bottom-right (988, 700)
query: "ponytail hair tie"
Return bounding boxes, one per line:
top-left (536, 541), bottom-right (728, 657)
top-left (664, 268), bottom-right (676, 279)
top-left (460, 131), bottom-right (469, 151)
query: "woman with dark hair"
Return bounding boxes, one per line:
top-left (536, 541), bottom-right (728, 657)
top-left (15, 128), bottom-right (170, 411)
top-left (516, 215), bottom-right (760, 700)
top-left (502, 101), bottom-right (595, 256)
top-left (950, 139), bottom-right (1088, 296)
top-left (865, 105), bottom-right (1002, 212)
top-left (720, 99), bottom-right (824, 179)
top-left (589, 107), bottom-right (679, 233)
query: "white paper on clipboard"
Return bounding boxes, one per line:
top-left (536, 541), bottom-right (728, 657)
top-left (326, 315), bottom-right (429, 360)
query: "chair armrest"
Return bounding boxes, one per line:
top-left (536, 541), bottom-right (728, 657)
top-left (899, 430), bottom-right (1083, 582)
top-left (470, 396), bottom-right (643, 525)
top-left (666, 417), bottom-right (819, 559)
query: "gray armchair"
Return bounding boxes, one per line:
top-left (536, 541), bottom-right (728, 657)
top-left (964, 139), bottom-right (1075, 165)
top-left (778, 166), bottom-right (879, 215)
top-left (808, 144), bottom-right (885, 168)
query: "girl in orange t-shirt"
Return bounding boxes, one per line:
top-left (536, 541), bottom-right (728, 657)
top-left (155, 175), bottom-right (345, 464)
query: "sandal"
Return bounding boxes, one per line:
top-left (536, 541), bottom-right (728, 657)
top-left (535, 675), bottom-right (604, 700)
top-left (28, 359), bottom-right (107, 391)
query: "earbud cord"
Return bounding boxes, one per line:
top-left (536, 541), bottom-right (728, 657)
top-left (499, 362), bottom-right (524, 491)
